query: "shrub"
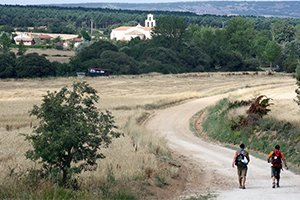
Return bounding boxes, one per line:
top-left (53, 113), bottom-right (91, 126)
top-left (25, 82), bottom-right (121, 186)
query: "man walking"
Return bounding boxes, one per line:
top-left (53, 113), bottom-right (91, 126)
top-left (267, 145), bottom-right (288, 188)
top-left (232, 143), bottom-right (250, 189)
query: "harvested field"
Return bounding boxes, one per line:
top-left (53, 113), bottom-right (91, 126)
top-left (0, 72), bottom-right (298, 198)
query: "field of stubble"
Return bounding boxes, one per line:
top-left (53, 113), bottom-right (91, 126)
top-left (0, 72), bottom-right (298, 196)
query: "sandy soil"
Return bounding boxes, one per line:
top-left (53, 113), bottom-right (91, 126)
top-left (146, 83), bottom-right (300, 199)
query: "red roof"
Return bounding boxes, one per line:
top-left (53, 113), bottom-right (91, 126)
top-left (73, 38), bottom-right (82, 42)
top-left (113, 26), bottom-right (131, 31)
top-left (15, 38), bottom-right (33, 42)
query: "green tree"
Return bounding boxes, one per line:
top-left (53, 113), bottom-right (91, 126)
top-left (225, 17), bottom-right (256, 57)
top-left (17, 40), bottom-right (27, 56)
top-left (152, 16), bottom-right (187, 49)
top-left (295, 24), bottom-right (300, 40)
top-left (253, 30), bottom-right (272, 64)
top-left (75, 40), bottom-right (118, 62)
top-left (26, 82), bottom-right (121, 185)
top-left (271, 21), bottom-right (295, 44)
top-left (80, 30), bottom-right (91, 41)
top-left (263, 40), bottom-right (282, 68)
top-left (141, 47), bottom-right (183, 73)
top-left (282, 40), bottom-right (300, 72)
top-left (0, 33), bottom-right (11, 53)
top-left (0, 52), bottom-right (16, 78)
top-left (0, 25), bottom-right (14, 33)
top-left (15, 53), bottom-right (55, 78)
top-left (70, 41), bottom-right (118, 73)
top-left (186, 25), bottom-right (228, 68)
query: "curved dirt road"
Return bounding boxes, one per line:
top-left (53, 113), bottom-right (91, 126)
top-left (146, 84), bottom-right (300, 200)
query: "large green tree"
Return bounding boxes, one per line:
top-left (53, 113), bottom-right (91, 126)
top-left (0, 52), bottom-right (16, 78)
top-left (152, 16), bottom-right (187, 49)
top-left (15, 53), bottom-right (55, 78)
top-left (0, 33), bottom-right (11, 53)
top-left (253, 30), bottom-right (272, 63)
top-left (263, 40), bottom-right (282, 68)
top-left (271, 21), bottom-right (295, 44)
top-left (282, 40), bottom-right (300, 72)
top-left (225, 17), bottom-right (256, 58)
top-left (26, 82), bottom-right (121, 185)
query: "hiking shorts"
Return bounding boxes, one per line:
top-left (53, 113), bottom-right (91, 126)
top-left (271, 166), bottom-right (281, 179)
top-left (237, 166), bottom-right (248, 178)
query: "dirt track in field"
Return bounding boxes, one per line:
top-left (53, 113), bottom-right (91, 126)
top-left (146, 80), bottom-right (300, 200)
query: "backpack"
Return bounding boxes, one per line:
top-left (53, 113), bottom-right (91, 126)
top-left (235, 150), bottom-right (248, 167)
top-left (271, 151), bottom-right (282, 168)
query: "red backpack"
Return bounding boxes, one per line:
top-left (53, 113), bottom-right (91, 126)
top-left (271, 150), bottom-right (282, 168)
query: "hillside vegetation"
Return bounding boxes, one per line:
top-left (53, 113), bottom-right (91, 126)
top-left (1, 7), bottom-right (300, 78)
top-left (55, 1), bottom-right (300, 18)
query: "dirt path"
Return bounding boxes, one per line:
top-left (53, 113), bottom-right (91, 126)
top-left (146, 84), bottom-right (300, 199)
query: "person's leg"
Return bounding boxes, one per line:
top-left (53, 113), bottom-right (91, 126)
top-left (271, 167), bottom-right (276, 188)
top-left (242, 176), bottom-right (246, 189)
top-left (272, 177), bottom-right (276, 188)
top-left (238, 167), bottom-right (242, 188)
top-left (276, 169), bottom-right (281, 187)
top-left (239, 177), bottom-right (242, 188)
top-left (241, 167), bottom-right (247, 189)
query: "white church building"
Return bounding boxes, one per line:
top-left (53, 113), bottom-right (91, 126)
top-left (110, 14), bottom-right (156, 41)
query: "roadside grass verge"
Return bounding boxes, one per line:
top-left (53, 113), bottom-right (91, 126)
top-left (199, 98), bottom-right (300, 169)
top-left (0, 112), bottom-right (180, 199)
top-left (183, 193), bottom-right (216, 200)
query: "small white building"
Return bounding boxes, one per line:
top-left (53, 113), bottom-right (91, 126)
top-left (110, 14), bottom-right (156, 41)
top-left (14, 33), bottom-right (34, 46)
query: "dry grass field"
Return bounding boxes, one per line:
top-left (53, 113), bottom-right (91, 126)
top-left (0, 72), bottom-right (298, 198)
top-left (11, 48), bottom-right (75, 63)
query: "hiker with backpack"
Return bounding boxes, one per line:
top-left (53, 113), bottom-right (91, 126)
top-left (232, 143), bottom-right (250, 189)
top-left (267, 145), bottom-right (288, 188)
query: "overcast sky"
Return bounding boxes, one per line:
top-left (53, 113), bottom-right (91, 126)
top-left (0, 0), bottom-right (292, 5)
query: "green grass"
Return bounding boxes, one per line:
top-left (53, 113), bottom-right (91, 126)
top-left (199, 98), bottom-right (300, 170)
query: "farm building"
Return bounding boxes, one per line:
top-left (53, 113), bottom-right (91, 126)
top-left (110, 14), bottom-right (156, 41)
top-left (14, 33), bottom-right (34, 46)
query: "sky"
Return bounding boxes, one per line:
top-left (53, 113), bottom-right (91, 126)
top-left (0, 0), bottom-right (293, 5)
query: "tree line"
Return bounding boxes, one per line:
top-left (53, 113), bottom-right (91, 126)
top-left (0, 6), bottom-right (300, 78)
top-left (1, 5), bottom-right (300, 34)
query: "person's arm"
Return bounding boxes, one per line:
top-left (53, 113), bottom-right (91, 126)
top-left (246, 151), bottom-right (250, 163)
top-left (267, 151), bottom-right (273, 163)
top-left (232, 152), bottom-right (237, 167)
top-left (281, 152), bottom-right (288, 169)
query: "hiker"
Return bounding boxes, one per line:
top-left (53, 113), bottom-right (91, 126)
top-left (232, 143), bottom-right (250, 189)
top-left (267, 145), bottom-right (288, 188)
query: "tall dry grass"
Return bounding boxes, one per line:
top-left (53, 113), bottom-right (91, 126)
top-left (0, 72), bottom-right (298, 197)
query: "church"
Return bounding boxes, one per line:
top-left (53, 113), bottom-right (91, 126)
top-left (110, 14), bottom-right (156, 41)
